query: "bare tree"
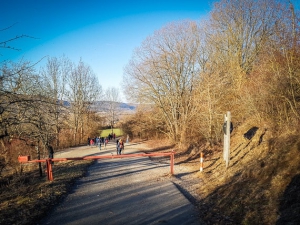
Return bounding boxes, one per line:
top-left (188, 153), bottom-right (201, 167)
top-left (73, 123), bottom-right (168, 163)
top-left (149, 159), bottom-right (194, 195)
top-left (189, 0), bottom-right (294, 139)
top-left (246, 0), bottom-right (300, 129)
top-left (104, 87), bottom-right (121, 135)
top-left (66, 59), bottom-right (102, 145)
top-left (0, 59), bottom-right (57, 175)
top-left (124, 21), bottom-right (202, 145)
top-left (206, 0), bottom-right (285, 90)
top-left (0, 23), bottom-right (37, 57)
top-left (40, 56), bottom-right (70, 148)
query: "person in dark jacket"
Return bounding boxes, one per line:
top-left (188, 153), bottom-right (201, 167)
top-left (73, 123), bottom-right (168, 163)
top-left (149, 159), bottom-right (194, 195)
top-left (48, 145), bottom-right (54, 159)
top-left (116, 139), bottom-right (120, 155)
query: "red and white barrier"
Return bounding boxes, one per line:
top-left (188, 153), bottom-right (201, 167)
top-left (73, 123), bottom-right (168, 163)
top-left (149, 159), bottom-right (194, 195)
top-left (200, 152), bottom-right (204, 172)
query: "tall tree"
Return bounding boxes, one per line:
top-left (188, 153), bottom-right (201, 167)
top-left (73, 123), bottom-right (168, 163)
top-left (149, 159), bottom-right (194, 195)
top-left (124, 21), bottom-right (201, 145)
top-left (206, 0), bottom-right (285, 88)
top-left (41, 56), bottom-right (70, 148)
top-left (105, 87), bottom-right (121, 135)
top-left (0, 60), bottom-right (56, 175)
top-left (66, 59), bottom-right (102, 145)
top-left (247, 0), bottom-right (300, 128)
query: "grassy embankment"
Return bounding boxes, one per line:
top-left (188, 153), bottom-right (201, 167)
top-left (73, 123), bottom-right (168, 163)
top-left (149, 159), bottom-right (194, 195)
top-left (194, 120), bottom-right (300, 224)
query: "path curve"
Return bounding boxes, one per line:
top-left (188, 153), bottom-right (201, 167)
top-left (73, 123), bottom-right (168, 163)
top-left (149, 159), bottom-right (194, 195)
top-left (40, 140), bottom-right (203, 225)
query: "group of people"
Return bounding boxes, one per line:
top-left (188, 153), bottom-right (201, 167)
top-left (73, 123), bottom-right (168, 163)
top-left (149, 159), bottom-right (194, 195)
top-left (107, 133), bottom-right (116, 140)
top-left (88, 133), bottom-right (123, 152)
top-left (88, 136), bottom-right (104, 146)
top-left (88, 136), bottom-right (109, 150)
top-left (47, 134), bottom-right (127, 162)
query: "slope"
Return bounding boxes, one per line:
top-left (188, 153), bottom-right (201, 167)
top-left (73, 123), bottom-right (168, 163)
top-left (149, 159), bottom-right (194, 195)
top-left (195, 121), bottom-right (300, 224)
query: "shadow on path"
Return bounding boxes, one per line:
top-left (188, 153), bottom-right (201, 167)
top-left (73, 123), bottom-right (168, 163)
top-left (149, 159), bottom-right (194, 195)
top-left (40, 144), bottom-right (202, 225)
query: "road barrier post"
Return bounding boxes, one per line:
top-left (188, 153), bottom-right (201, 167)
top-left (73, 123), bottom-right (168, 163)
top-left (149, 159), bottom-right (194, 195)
top-left (200, 152), bottom-right (204, 172)
top-left (46, 159), bottom-right (54, 181)
top-left (170, 151), bottom-right (174, 175)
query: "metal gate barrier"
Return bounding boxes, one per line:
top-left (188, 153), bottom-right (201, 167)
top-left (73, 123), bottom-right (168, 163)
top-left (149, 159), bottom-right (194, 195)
top-left (18, 152), bottom-right (175, 181)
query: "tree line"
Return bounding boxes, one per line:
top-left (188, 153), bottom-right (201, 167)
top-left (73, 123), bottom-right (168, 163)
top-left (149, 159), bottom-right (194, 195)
top-left (0, 54), bottom-right (107, 174)
top-left (122, 0), bottom-right (300, 148)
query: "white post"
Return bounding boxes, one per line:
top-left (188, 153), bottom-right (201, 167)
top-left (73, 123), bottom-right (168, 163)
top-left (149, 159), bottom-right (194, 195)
top-left (223, 114), bottom-right (228, 161)
top-left (223, 111), bottom-right (231, 168)
top-left (225, 111), bottom-right (231, 168)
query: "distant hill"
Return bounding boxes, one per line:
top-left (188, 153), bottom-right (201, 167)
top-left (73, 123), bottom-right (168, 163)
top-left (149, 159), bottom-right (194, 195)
top-left (119, 102), bottom-right (136, 110)
top-left (60, 100), bottom-right (137, 114)
top-left (92, 101), bottom-right (137, 114)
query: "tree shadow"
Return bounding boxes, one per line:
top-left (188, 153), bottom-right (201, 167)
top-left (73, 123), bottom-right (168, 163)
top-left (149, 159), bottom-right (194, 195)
top-left (198, 174), bottom-right (269, 225)
top-left (276, 173), bottom-right (300, 225)
top-left (243, 126), bottom-right (259, 140)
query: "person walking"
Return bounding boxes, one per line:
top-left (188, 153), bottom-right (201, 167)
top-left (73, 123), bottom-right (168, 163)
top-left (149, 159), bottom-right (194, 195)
top-left (48, 145), bottom-right (54, 159)
top-left (95, 136), bottom-right (99, 146)
top-left (47, 144), bottom-right (54, 165)
top-left (116, 139), bottom-right (120, 155)
top-left (90, 138), bottom-right (94, 146)
top-left (118, 139), bottom-right (124, 155)
top-left (99, 137), bottom-right (102, 151)
top-left (104, 138), bottom-right (108, 149)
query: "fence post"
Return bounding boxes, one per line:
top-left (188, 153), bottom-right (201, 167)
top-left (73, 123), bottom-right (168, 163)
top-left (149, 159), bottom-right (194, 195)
top-left (46, 159), bottom-right (54, 181)
top-left (200, 152), bottom-right (204, 172)
top-left (170, 152), bottom-right (174, 175)
top-left (223, 114), bottom-right (227, 161)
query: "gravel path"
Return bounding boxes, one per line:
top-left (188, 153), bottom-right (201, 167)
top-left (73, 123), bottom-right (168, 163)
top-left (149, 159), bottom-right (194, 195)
top-left (39, 141), bottom-right (203, 225)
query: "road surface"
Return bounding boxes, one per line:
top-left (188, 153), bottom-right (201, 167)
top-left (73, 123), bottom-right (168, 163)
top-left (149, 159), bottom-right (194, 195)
top-left (39, 140), bottom-right (202, 225)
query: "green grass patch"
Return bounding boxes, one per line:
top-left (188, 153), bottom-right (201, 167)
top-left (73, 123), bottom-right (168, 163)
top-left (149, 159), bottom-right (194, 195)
top-left (100, 128), bottom-right (123, 138)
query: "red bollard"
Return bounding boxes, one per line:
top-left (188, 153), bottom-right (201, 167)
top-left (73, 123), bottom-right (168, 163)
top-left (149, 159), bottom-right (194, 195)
top-left (170, 152), bottom-right (174, 175)
top-left (200, 152), bottom-right (204, 172)
top-left (46, 159), bottom-right (54, 181)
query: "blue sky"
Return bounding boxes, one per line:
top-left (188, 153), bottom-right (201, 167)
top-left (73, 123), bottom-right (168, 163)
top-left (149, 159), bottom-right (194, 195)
top-left (1, 0), bottom-right (213, 101)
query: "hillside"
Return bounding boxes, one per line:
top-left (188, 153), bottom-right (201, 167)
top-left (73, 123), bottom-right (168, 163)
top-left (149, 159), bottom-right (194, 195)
top-left (92, 101), bottom-right (137, 113)
top-left (183, 121), bottom-right (300, 224)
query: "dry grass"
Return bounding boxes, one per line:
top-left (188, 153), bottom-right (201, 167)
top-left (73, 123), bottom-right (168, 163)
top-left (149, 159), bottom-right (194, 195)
top-left (193, 122), bottom-right (300, 225)
top-left (0, 160), bottom-right (94, 225)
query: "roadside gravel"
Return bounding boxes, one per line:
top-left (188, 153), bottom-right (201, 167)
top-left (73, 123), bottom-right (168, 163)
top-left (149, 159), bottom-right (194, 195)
top-left (39, 141), bottom-right (204, 225)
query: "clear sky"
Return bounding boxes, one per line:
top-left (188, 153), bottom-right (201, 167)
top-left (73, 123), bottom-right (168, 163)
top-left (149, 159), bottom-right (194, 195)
top-left (1, 0), bottom-right (213, 101)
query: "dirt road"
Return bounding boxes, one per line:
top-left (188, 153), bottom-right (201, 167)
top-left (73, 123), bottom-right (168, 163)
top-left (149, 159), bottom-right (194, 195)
top-left (39, 140), bottom-right (203, 225)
